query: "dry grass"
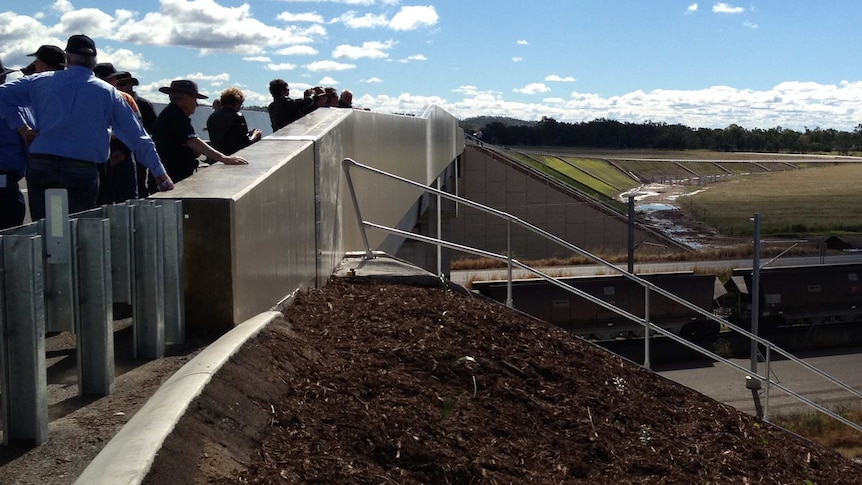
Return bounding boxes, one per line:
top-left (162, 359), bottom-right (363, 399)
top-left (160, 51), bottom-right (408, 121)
top-left (772, 407), bottom-right (862, 460)
top-left (449, 244), bottom-right (817, 273)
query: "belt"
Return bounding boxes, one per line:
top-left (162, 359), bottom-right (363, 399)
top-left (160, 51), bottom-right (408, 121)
top-left (31, 153), bottom-right (97, 168)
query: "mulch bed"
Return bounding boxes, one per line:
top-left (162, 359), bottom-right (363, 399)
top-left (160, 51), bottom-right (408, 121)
top-left (149, 278), bottom-right (862, 484)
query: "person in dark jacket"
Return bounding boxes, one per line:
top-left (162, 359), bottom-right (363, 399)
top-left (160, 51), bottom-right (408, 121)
top-left (267, 79), bottom-right (313, 132)
top-left (206, 87), bottom-right (261, 156)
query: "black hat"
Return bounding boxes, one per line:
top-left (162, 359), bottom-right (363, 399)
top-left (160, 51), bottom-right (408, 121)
top-left (158, 79), bottom-right (208, 99)
top-left (93, 62), bottom-right (130, 81)
top-left (27, 45), bottom-right (66, 68)
top-left (113, 72), bottom-right (140, 86)
top-left (0, 59), bottom-right (17, 77)
top-left (65, 34), bottom-right (97, 56)
top-left (20, 62), bottom-right (36, 76)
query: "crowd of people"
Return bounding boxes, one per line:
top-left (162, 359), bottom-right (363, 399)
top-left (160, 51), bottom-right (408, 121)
top-left (0, 33), bottom-right (359, 230)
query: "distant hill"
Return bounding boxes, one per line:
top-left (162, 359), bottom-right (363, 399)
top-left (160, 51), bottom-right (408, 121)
top-left (459, 116), bottom-right (537, 130)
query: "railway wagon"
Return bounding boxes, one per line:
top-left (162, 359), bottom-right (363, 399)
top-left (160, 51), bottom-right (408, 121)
top-left (472, 272), bottom-right (719, 341)
top-left (726, 262), bottom-right (862, 331)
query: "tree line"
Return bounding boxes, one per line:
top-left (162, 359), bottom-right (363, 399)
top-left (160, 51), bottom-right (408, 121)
top-left (467, 117), bottom-right (862, 154)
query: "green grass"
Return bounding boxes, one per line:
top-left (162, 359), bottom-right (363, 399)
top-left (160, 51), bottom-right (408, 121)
top-left (677, 164), bottom-right (862, 236)
top-left (558, 157), bottom-right (642, 192)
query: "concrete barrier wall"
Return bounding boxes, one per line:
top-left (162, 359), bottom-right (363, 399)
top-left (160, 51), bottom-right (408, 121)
top-left (152, 106), bottom-right (463, 333)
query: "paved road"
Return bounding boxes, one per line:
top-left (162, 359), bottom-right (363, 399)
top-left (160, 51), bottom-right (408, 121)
top-left (654, 347), bottom-right (862, 419)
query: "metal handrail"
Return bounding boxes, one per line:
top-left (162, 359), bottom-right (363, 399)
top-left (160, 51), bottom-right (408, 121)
top-left (341, 157), bottom-right (862, 433)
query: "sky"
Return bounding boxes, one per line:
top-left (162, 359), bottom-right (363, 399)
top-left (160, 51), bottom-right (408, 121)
top-left (2, 1), bottom-right (862, 131)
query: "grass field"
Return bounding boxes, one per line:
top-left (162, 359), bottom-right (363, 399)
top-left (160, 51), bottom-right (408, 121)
top-left (677, 163), bottom-right (862, 236)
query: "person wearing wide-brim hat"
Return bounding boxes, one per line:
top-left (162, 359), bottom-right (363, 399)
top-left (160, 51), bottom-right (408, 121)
top-left (150, 79), bottom-right (248, 189)
top-left (0, 34), bottom-right (174, 222)
top-left (0, 58), bottom-right (33, 229)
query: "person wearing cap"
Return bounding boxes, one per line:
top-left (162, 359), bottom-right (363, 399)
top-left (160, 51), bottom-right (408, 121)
top-left (113, 72), bottom-right (158, 197)
top-left (21, 45), bottom-right (65, 75)
top-left (0, 59), bottom-right (35, 229)
top-left (267, 79), bottom-right (314, 132)
top-left (150, 79), bottom-right (247, 188)
top-left (0, 34), bottom-right (173, 221)
top-left (206, 87), bottom-right (261, 156)
top-left (93, 62), bottom-right (140, 204)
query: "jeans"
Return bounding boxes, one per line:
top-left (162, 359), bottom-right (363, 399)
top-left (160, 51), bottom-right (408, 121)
top-left (26, 155), bottom-right (99, 221)
top-left (0, 173), bottom-right (25, 230)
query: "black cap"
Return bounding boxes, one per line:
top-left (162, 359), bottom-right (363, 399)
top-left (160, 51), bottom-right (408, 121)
top-left (93, 62), bottom-right (130, 81)
top-left (65, 34), bottom-right (97, 57)
top-left (20, 62), bottom-right (36, 76)
top-left (158, 79), bottom-right (208, 99)
top-left (0, 59), bottom-right (17, 77)
top-left (27, 45), bottom-right (66, 68)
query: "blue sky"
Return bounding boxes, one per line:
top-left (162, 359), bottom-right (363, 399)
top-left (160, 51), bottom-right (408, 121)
top-left (2, 1), bottom-right (862, 130)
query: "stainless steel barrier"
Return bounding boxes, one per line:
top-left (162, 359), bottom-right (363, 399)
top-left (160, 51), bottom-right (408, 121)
top-left (342, 157), bottom-right (862, 435)
top-left (0, 196), bottom-right (183, 445)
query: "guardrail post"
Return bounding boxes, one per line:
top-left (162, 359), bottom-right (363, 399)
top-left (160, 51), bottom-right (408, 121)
top-left (158, 200), bottom-right (184, 345)
top-left (74, 218), bottom-right (114, 396)
top-left (106, 205), bottom-right (134, 306)
top-left (132, 203), bottom-right (165, 359)
top-left (0, 235), bottom-right (48, 445)
top-left (43, 189), bottom-right (75, 334)
top-left (643, 287), bottom-right (651, 370)
top-left (506, 218), bottom-right (513, 308)
top-left (764, 344), bottom-right (772, 422)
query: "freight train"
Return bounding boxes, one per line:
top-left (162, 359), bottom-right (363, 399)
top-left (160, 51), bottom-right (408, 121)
top-left (470, 262), bottom-right (862, 341)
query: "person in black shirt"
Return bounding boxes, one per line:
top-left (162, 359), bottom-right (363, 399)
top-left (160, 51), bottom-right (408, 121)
top-left (150, 80), bottom-right (247, 190)
top-left (114, 72), bottom-right (157, 196)
top-left (206, 87), bottom-right (261, 156)
top-left (267, 79), bottom-right (313, 132)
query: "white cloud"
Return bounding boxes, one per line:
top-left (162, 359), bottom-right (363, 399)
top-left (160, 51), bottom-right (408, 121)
top-left (332, 40), bottom-right (395, 59)
top-left (333, 11), bottom-right (389, 29)
top-left (514, 83), bottom-right (551, 95)
top-left (266, 62), bottom-right (298, 71)
top-left (318, 76), bottom-right (339, 85)
top-left (361, 76), bottom-right (383, 83)
top-left (545, 75), bottom-right (576, 82)
top-left (517, 39), bottom-right (528, 45)
top-left (276, 11), bottom-right (325, 23)
top-left (686, 4), bottom-right (698, 14)
top-left (743, 21), bottom-right (758, 30)
top-left (389, 6), bottom-right (438, 31)
top-left (713, 3), bottom-right (744, 14)
top-left (407, 54), bottom-right (427, 61)
top-left (98, 47), bottom-right (152, 73)
top-left (512, 57), bottom-right (523, 62)
top-left (305, 60), bottom-right (356, 71)
top-left (275, 45), bottom-right (319, 56)
top-left (113, 0), bottom-right (328, 55)
top-left (243, 56), bottom-right (272, 62)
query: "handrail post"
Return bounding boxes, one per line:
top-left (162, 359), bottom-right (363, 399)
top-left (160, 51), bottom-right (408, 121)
top-left (764, 344), bottom-right (772, 422)
top-left (436, 175), bottom-right (442, 277)
top-left (643, 287), bottom-right (651, 370)
top-left (506, 217), bottom-right (513, 308)
top-left (341, 159), bottom-right (375, 260)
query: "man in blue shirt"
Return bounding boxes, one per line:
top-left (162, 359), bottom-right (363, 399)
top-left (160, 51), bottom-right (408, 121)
top-left (0, 34), bottom-right (174, 220)
top-left (0, 59), bottom-right (33, 229)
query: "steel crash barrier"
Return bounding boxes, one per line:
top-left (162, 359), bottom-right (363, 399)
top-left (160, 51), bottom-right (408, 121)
top-left (0, 191), bottom-right (183, 445)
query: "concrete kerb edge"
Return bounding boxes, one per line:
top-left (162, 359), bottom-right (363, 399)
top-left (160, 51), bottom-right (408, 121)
top-left (73, 310), bottom-right (283, 485)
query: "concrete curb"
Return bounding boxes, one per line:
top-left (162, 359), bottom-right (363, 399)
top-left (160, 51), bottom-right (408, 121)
top-left (73, 310), bottom-right (283, 485)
